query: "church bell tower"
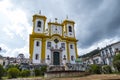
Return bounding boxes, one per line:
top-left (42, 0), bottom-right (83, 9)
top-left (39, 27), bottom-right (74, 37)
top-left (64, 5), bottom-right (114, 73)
top-left (32, 14), bottom-right (47, 34)
top-left (63, 20), bottom-right (75, 38)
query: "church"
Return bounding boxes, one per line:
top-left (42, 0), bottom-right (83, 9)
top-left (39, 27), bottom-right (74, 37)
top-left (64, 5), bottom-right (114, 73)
top-left (29, 13), bottom-right (78, 66)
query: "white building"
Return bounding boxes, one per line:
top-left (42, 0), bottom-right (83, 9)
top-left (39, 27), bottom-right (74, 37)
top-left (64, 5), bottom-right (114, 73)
top-left (3, 54), bottom-right (30, 68)
top-left (78, 41), bottom-right (120, 71)
top-left (29, 13), bottom-right (78, 67)
top-left (100, 41), bottom-right (120, 66)
top-left (16, 53), bottom-right (30, 64)
top-left (80, 49), bottom-right (102, 70)
top-left (0, 55), bottom-right (3, 65)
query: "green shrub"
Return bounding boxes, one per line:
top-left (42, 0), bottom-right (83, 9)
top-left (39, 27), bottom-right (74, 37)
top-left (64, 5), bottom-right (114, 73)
top-left (113, 54), bottom-right (120, 72)
top-left (7, 68), bottom-right (20, 78)
top-left (20, 70), bottom-right (30, 77)
top-left (40, 66), bottom-right (47, 75)
top-left (6, 64), bottom-right (20, 71)
top-left (113, 60), bottom-right (120, 72)
top-left (34, 65), bottom-right (47, 76)
top-left (0, 64), bottom-right (5, 79)
top-left (34, 68), bottom-right (41, 76)
top-left (113, 54), bottom-right (120, 62)
top-left (102, 65), bottom-right (112, 74)
top-left (89, 64), bottom-right (101, 74)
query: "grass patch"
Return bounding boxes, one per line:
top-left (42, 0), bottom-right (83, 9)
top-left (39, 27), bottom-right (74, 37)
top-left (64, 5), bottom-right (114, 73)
top-left (2, 77), bottom-right (8, 80)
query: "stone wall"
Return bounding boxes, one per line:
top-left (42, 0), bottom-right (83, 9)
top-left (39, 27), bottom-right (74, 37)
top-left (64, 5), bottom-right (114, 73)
top-left (44, 71), bottom-right (89, 78)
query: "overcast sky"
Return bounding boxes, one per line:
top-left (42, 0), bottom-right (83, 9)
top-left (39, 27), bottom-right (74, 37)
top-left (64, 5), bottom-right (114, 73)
top-left (0, 0), bottom-right (120, 58)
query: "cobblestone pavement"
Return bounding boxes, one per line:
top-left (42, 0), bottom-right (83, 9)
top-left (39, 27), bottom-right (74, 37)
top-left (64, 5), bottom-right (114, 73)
top-left (7, 74), bottom-right (120, 80)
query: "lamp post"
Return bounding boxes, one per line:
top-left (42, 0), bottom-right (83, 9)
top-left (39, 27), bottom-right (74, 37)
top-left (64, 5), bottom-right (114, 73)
top-left (75, 58), bottom-right (82, 71)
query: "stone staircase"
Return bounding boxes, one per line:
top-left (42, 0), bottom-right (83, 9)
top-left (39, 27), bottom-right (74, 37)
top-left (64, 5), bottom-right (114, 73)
top-left (47, 65), bottom-right (65, 72)
top-left (65, 63), bottom-right (84, 71)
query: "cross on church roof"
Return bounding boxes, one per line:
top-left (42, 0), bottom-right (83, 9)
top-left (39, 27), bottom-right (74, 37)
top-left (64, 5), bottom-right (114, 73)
top-left (66, 15), bottom-right (68, 19)
top-left (55, 18), bottom-right (58, 23)
top-left (39, 10), bottom-right (41, 14)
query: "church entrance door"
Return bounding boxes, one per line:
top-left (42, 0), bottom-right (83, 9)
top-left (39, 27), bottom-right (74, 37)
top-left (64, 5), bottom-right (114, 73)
top-left (53, 52), bottom-right (60, 65)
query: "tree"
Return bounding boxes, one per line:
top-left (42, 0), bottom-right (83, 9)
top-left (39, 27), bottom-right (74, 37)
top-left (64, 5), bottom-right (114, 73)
top-left (102, 65), bottom-right (112, 74)
top-left (89, 64), bottom-right (101, 74)
top-left (113, 54), bottom-right (120, 62)
top-left (40, 66), bottom-right (47, 75)
top-left (34, 65), bottom-right (47, 76)
top-left (34, 68), bottom-right (41, 76)
top-left (20, 70), bottom-right (30, 77)
top-left (113, 60), bottom-right (120, 72)
top-left (0, 47), bottom-right (2, 51)
top-left (6, 64), bottom-right (19, 70)
top-left (7, 68), bottom-right (20, 78)
top-left (0, 65), bottom-right (4, 79)
top-left (113, 54), bottom-right (120, 72)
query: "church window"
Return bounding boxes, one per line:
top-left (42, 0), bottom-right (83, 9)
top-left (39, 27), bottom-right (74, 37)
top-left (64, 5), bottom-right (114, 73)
top-left (47, 55), bottom-right (50, 60)
top-left (63, 55), bottom-right (66, 60)
top-left (36, 41), bottom-right (40, 46)
top-left (37, 21), bottom-right (41, 27)
top-left (55, 28), bottom-right (57, 31)
top-left (70, 44), bottom-right (73, 49)
top-left (61, 43), bottom-right (65, 50)
top-left (38, 29), bottom-right (40, 31)
top-left (54, 39), bottom-right (59, 43)
top-left (69, 26), bottom-right (72, 32)
top-left (71, 55), bottom-right (74, 61)
top-left (47, 42), bottom-right (51, 48)
top-left (70, 33), bottom-right (72, 35)
top-left (35, 54), bottom-right (39, 60)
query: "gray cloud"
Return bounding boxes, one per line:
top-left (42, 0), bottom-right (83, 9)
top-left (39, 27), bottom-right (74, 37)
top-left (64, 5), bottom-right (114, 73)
top-left (76, 0), bottom-right (120, 48)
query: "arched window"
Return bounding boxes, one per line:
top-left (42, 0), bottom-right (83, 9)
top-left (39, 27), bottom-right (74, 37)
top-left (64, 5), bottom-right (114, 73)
top-left (71, 55), bottom-right (74, 61)
top-left (37, 21), bottom-right (41, 27)
top-left (70, 44), bottom-right (73, 49)
top-left (36, 41), bottom-right (39, 46)
top-left (47, 42), bottom-right (51, 48)
top-left (69, 26), bottom-right (72, 32)
top-left (35, 54), bottom-right (39, 60)
top-left (63, 55), bottom-right (66, 60)
top-left (47, 55), bottom-right (50, 60)
top-left (61, 43), bottom-right (65, 50)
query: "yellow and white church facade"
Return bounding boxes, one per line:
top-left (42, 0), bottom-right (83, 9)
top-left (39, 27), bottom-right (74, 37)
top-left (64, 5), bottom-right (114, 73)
top-left (29, 13), bottom-right (78, 66)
